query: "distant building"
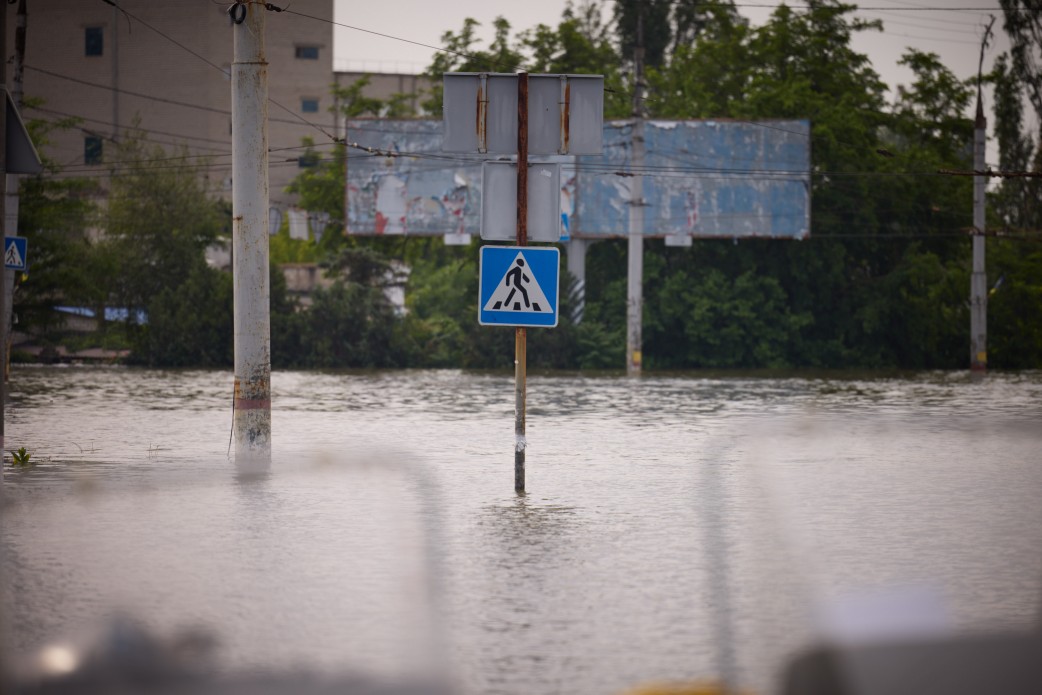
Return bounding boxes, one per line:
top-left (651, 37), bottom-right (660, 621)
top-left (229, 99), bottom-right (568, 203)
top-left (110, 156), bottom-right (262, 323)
top-left (8, 0), bottom-right (334, 206)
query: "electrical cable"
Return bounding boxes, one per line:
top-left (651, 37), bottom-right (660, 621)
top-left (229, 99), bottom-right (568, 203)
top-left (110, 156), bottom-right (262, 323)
top-left (25, 105), bottom-right (236, 150)
top-left (25, 64), bottom-right (338, 130)
top-left (98, 1), bottom-right (339, 142)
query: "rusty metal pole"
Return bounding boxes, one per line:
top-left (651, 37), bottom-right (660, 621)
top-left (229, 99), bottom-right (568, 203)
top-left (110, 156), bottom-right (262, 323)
top-left (231, 3), bottom-right (271, 467)
top-left (514, 73), bottom-right (529, 493)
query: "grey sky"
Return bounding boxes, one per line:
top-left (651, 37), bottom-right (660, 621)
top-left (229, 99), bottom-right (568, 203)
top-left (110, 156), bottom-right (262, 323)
top-left (333, 1), bottom-right (1009, 95)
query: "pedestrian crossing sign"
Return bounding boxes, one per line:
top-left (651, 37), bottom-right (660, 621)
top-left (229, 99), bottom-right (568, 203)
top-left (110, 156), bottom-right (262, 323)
top-left (4, 236), bottom-right (27, 271)
top-left (479, 246), bottom-right (560, 328)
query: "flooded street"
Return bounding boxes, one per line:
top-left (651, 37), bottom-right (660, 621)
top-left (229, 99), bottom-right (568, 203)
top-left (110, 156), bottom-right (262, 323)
top-left (3, 367), bottom-right (1041, 694)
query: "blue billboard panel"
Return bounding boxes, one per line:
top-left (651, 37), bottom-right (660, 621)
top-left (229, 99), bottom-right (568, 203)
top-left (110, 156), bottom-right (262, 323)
top-left (345, 119), bottom-right (810, 239)
top-left (573, 120), bottom-right (810, 238)
top-left (345, 120), bottom-right (483, 236)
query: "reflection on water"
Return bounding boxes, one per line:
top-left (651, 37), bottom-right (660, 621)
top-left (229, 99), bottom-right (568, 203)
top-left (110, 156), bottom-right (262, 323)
top-left (3, 367), bottom-right (1041, 694)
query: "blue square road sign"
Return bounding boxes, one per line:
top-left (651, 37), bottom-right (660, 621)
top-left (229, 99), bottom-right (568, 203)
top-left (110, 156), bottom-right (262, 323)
top-left (479, 246), bottom-right (559, 328)
top-left (4, 236), bottom-right (27, 271)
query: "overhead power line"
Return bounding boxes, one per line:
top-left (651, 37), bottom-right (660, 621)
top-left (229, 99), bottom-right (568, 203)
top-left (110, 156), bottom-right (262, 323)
top-left (24, 65), bottom-right (338, 131)
top-left (938, 168), bottom-right (1042, 178)
top-left (25, 105), bottom-right (234, 153)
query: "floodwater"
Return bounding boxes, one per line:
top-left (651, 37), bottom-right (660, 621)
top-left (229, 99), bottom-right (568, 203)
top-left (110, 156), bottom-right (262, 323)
top-left (2, 366), bottom-right (1041, 694)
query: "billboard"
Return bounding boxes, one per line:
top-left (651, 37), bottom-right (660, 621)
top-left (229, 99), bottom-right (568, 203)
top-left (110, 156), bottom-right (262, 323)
top-left (344, 118), bottom-right (810, 240)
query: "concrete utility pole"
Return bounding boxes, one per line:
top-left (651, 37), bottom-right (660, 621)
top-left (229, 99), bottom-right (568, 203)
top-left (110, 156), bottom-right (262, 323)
top-left (970, 98), bottom-right (987, 371)
top-left (1, 1), bottom-right (9, 452)
top-left (12, 0), bottom-right (24, 107)
top-left (969, 20), bottom-right (993, 372)
top-left (231, 2), bottom-right (272, 464)
top-left (626, 8), bottom-right (646, 376)
top-left (4, 0), bottom-right (27, 392)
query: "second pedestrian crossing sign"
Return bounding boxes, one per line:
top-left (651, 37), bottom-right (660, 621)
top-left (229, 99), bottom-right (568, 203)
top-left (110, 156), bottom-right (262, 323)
top-left (4, 236), bottom-right (27, 271)
top-left (479, 246), bottom-right (560, 328)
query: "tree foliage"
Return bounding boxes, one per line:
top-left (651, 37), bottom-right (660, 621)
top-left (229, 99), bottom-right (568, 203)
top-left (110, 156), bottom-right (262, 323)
top-left (16, 0), bottom-right (1042, 370)
top-left (101, 132), bottom-right (223, 338)
top-left (16, 108), bottom-right (102, 337)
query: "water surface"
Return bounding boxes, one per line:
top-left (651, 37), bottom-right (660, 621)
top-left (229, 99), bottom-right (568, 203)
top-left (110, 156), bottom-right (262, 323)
top-left (3, 367), bottom-right (1040, 694)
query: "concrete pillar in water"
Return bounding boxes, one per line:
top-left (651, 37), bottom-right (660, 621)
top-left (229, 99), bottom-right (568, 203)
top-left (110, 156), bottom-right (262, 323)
top-left (231, 3), bottom-right (271, 464)
top-left (970, 99), bottom-right (987, 372)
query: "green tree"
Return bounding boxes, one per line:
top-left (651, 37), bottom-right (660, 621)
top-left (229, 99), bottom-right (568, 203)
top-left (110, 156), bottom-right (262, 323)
top-left (279, 247), bottom-right (406, 368)
top-left (613, 0), bottom-right (673, 71)
top-left (421, 17), bottom-right (526, 113)
top-left (633, 0), bottom-right (984, 369)
top-left (521, 2), bottom-right (629, 116)
top-left (989, 53), bottom-right (1039, 233)
top-left (402, 252), bottom-right (476, 367)
top-left (331, 74), bottom-right (385, 118)
top-left (145, 263), bottom-right (233, 367)
top-left (15, 106), bottom-right (102, 340)
top-left (648, 5), bottom-right (751, 118)
top-left (998, 0), bottom-right (1042, 123)
top-left (98, 131), bottom-right (224, 357)
top-left (284, 137), bottom-right (346, 244)
top-left (987, 240), bottom-right (1042, 368)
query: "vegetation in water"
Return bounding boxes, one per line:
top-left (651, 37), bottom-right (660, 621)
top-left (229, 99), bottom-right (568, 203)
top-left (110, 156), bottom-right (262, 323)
top-left (10, 447), bottom-right (33, 467)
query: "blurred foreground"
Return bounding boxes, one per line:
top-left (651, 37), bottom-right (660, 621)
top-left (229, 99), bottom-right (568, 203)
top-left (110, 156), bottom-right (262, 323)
top-left (2, 367), bottom-right (1040, 693)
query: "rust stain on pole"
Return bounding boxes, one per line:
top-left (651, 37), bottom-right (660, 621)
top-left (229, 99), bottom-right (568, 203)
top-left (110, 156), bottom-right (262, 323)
top-left (477, 74), bottom-right (488, 154)
top-left (562, 80), bottom-right (571, 154)
top-left (234, 377), bottom-right (272, 411)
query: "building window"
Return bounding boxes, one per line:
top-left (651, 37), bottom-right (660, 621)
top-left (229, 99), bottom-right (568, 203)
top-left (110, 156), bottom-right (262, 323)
top-left (85, 27), bottom-right (104, 56)
top-left (295, 45), bottom-right (319, 60)
top-left (84, 136), bottom-right (103, 165)
top-left (301, 98), bottom-right (319, 113)
top-left (298, 152), bottom-right (319, 168)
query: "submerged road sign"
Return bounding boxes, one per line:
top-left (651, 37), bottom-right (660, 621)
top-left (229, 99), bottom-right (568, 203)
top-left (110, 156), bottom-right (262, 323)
top-left (479, 246), bottom-right (560, 328)
top-left (4, 236), bottom-right (27, 270)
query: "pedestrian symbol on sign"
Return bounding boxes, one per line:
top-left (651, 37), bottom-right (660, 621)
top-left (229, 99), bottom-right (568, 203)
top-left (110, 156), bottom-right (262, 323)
top-left (478, 246), bottom-right (559, 328)
top-left (483, 253), bottom-right (552, 314)
top-left (4, 236), bottom-right (27, 271)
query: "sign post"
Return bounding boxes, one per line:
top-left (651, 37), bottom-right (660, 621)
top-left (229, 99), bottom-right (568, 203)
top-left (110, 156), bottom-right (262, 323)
top-left (515, 73), bottom-right (529, 492)
top-left (444, 71), bottom-right (602, 492)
